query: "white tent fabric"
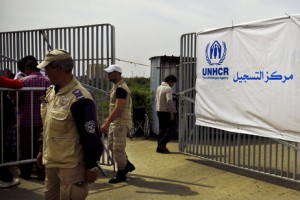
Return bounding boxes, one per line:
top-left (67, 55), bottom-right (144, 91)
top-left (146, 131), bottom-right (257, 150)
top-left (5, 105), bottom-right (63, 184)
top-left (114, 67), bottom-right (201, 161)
top-left (195, 14), bottom-right (300, 142)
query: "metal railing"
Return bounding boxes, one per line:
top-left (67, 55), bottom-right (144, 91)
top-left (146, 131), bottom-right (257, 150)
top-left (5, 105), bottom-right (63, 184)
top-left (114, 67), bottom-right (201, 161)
top-left (0, 87), bottom-right (114, 168)
top-left (179, 32), bottom-right (300, 182)
top-left (0, 24), bottom-right (116, 127)
top-left (0, 24), bottom-right (116, 170)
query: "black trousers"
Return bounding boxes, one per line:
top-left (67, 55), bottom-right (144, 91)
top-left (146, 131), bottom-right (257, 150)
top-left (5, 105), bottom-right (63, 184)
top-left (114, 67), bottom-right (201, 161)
top-left (0, 167), bottom-right (14, 182)
top-left (0, 125), bottom-right (14, 182)
top-left (19, 126), bottom-right (43, 177)
top-left (157, 111), bottom-right (176, 147)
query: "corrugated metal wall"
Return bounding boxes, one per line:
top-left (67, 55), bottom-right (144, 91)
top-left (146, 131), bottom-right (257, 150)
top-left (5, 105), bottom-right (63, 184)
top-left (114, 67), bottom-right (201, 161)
top-left (150, 56), bottom-right (179, 135)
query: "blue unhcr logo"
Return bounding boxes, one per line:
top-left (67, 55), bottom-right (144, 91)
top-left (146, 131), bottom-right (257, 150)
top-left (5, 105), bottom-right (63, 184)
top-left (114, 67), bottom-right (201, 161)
top-left (202, 40), bottom-right (229, 80)
top-left (205, 40), bottom-right (227, 66)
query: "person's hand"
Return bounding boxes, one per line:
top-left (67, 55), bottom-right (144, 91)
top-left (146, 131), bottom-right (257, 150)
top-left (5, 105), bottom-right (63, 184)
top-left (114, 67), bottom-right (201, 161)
top-left (85, 169), bottom-right (98, 184)
top-left (100, 122), bottom-right (109, 133)
top-left (36, 152), bottom-right (43, 169)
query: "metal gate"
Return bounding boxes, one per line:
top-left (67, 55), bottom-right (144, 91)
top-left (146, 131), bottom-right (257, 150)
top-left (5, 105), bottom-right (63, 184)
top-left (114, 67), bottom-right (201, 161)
top-left (179, 32), bottom-right (300, 182)
top-left (0, 24), bottom-right (116, 167)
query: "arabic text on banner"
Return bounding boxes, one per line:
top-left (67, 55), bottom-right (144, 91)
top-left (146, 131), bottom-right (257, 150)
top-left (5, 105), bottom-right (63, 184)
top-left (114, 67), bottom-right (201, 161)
top-left (195, 14), bottom-right (300, 142)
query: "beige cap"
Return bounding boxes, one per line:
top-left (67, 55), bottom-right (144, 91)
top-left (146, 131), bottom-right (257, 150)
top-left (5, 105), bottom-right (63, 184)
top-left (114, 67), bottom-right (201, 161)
top-left (104, 64), bottom-right (122, 74)
top-left (37, 49), bottom-right (71, 69)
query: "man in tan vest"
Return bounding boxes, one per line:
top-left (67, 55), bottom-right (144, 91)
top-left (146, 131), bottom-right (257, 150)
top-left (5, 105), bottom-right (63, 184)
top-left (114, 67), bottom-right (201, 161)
top-left (100, 64), bottom-right (135, 183)
top-left (36, 49), bottom-right (103, 199)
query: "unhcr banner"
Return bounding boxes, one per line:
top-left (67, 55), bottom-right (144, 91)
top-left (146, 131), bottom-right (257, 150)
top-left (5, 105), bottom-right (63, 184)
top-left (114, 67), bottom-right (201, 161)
top-left (195, 14), bottom-right (300, 142)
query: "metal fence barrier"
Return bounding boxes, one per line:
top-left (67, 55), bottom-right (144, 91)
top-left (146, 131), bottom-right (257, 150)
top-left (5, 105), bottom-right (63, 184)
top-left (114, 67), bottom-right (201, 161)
top-left (0, 24), bottom-right (116, 171)
top-left (0, 23), bottom-right (115, 129)
top-left (179, 32), bottom-right (300, 182)
top-left (0, 87), bottom-right (114, 170)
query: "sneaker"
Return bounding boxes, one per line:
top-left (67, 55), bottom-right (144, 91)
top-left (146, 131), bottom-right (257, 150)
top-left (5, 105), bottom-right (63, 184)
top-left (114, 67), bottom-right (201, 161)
top-left (0, 178), bottom-right (20, 188)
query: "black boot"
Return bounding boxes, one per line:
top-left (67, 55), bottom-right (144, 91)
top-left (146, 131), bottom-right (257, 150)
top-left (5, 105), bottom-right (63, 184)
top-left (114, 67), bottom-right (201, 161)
top-left (124, 160), bottom-right (135, 174)
top-left (108, 170), bottom-right (126, 184)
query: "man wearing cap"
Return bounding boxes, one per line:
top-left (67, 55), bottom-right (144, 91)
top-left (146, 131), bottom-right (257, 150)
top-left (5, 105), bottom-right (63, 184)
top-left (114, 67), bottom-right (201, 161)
top-left (36, 49), bottom-right (103, 199)
top-left (100, 64), bottom-right (135, 184)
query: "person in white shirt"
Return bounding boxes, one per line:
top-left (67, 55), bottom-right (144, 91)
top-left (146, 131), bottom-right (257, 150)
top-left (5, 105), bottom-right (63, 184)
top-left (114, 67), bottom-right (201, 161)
top-left (155, 74), bottom-right (177, 153)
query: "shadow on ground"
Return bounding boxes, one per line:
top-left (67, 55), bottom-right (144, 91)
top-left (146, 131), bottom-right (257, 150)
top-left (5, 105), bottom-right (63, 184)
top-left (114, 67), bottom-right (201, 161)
top-left (186, 158), bottom-right (300, 191)
top-left (89, 170), bottom-right (205, 197)
top-left (0, 181), bottom-right (44, 200)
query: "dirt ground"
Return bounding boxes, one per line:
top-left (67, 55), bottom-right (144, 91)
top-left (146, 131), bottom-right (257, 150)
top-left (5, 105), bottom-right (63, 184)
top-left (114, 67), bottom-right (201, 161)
top-left (1, 137), bottom-right (300, 200)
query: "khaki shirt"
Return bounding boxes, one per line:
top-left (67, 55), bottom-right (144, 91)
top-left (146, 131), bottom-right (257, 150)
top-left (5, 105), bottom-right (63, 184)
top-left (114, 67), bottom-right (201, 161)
top-left (41, 76), bottom-right (93, 168)
top-left (109, 79), bottom-right (132, 127)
